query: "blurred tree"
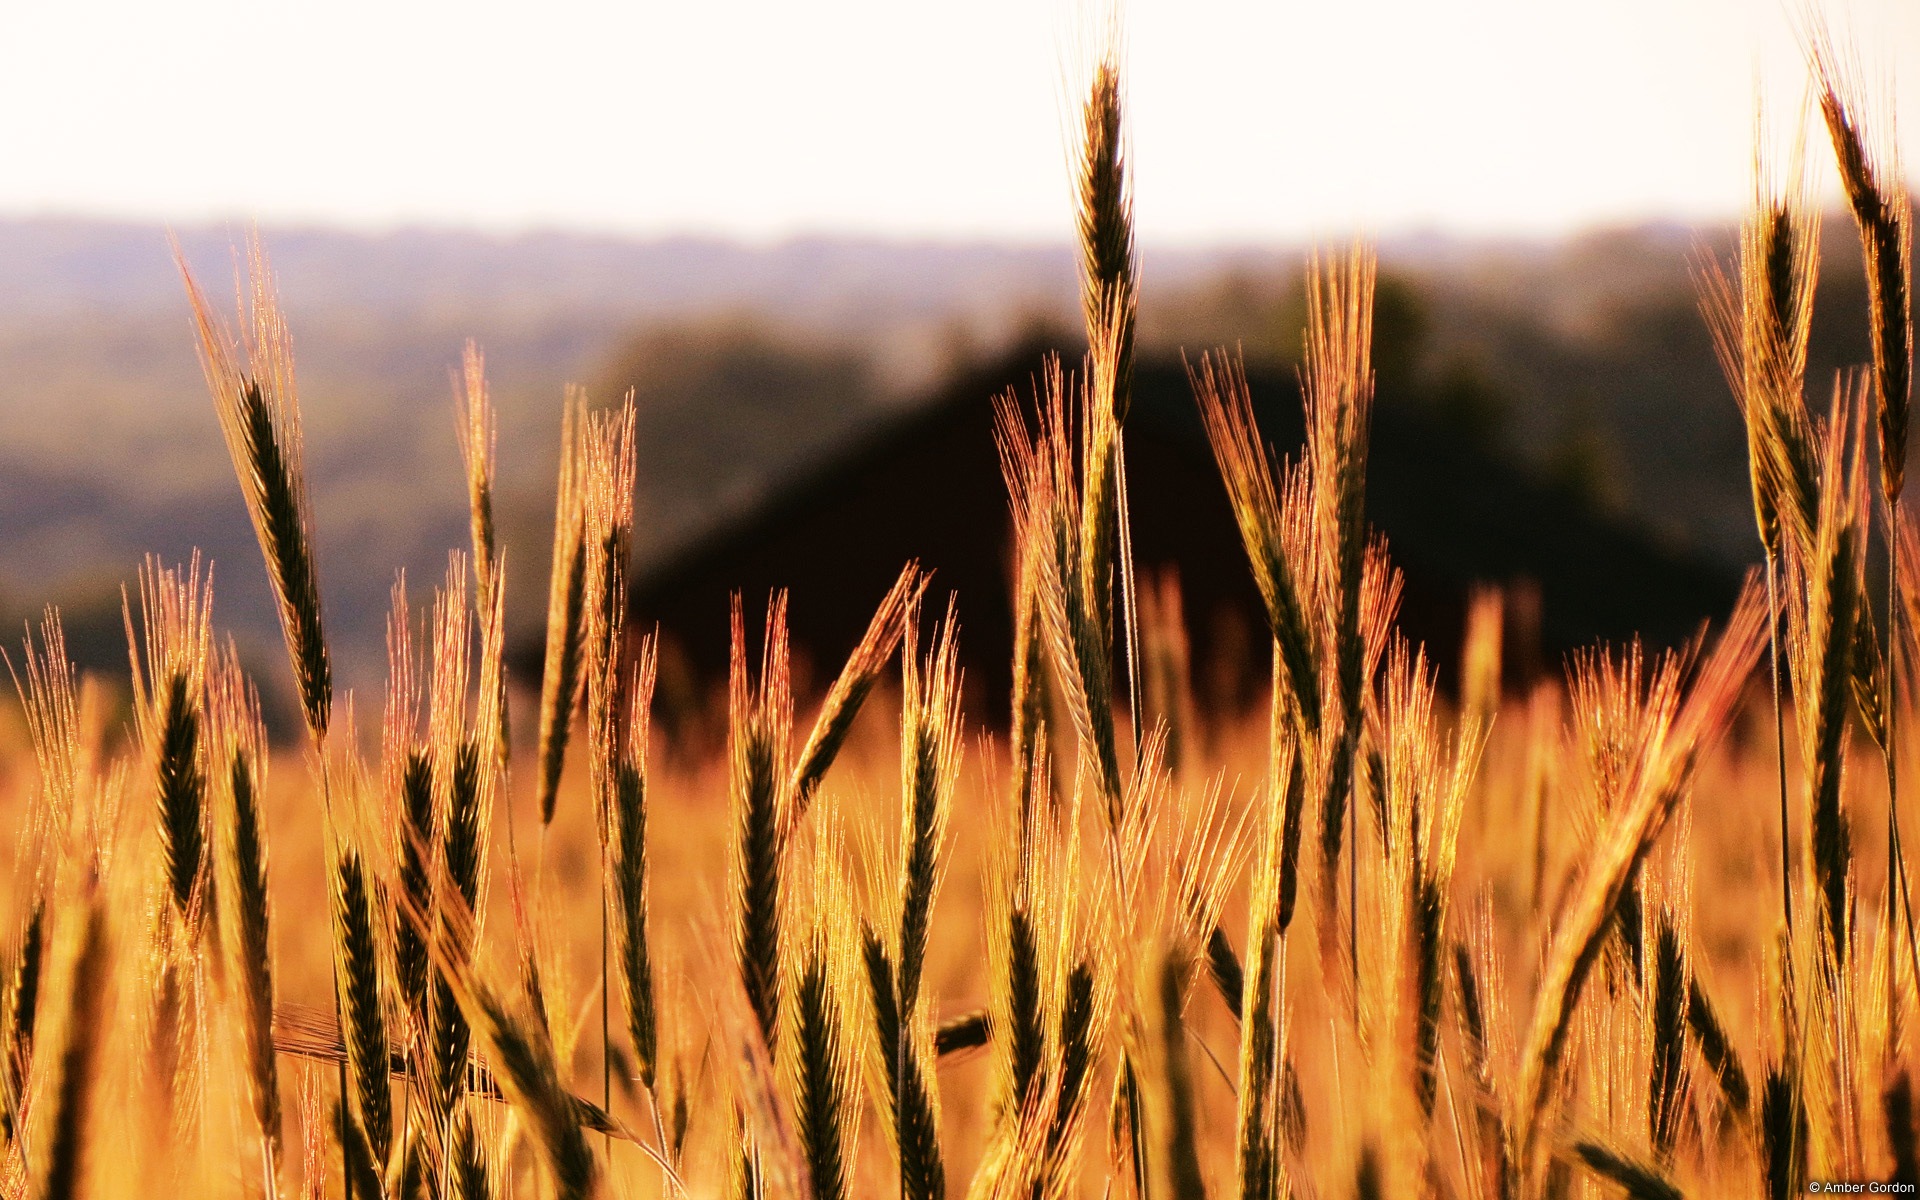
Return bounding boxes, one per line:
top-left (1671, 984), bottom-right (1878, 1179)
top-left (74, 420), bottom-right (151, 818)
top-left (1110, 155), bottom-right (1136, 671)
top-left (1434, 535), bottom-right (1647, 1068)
top-left (1427, 355), bottom-right (1511, 450)
top-left (596, 317), bottom-right (886, 561)
top-left (1544, 393), bottom-right (1628, 514)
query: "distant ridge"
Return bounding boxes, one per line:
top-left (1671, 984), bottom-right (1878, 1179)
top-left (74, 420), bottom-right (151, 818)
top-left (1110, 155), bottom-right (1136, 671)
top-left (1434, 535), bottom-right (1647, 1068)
top-left (0, 215), bottom-right (1845, 704)
top-left (0, 215), bottom-right (1690, 323)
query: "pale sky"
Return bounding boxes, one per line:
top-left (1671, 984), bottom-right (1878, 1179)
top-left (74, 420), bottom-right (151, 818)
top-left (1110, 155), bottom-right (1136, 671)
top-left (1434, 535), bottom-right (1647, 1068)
top-left (2, 0), bottom-right (1915, 244)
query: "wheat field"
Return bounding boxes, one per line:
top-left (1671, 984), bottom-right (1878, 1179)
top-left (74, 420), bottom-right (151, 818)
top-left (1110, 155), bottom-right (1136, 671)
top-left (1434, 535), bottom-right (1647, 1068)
top-left (0, 18), bottom-right (1915, 1200)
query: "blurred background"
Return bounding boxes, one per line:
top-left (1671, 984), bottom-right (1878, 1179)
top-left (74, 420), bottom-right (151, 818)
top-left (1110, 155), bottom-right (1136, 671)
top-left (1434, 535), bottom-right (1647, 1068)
top-left (1, 0), bottom-right (1916, 723)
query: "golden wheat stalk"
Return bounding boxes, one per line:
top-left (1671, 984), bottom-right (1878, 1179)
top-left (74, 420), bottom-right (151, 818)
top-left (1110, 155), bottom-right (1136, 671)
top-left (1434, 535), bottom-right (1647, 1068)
top-left (177, 237), bottom-right (332, 746)
top-left (5, 608), bottom-right (83, 835)
top-left (790, 834), bottom-right (861, 1200)
top-left (403, 557), bottom-right (501, 1167)
top-left (1453, 917), bottom-right (1516, 1199)
top-left (995, 370), bottom-right (1074, 822)
top-left (851, 601), bottom-right (961, 1200)
top-left (428, 744), bottom-right (488, 1134)
top-left (1809, 31), bottom-right (1920, 1014)
top-left (1189, 349), bottom-right (1322, 735)
top-left (1368, 640), bottom-right (1481, 1187)
top-left (1699, 142), bottom-right (1824, 946)
top-left (575, 395), bottom-right (638, 1146)
top-left (33, 886), bottom-right (110, 1200)
top-left (535, 389), bottom-right (592, 825)
top-left (793, 932), bottom-right (854, 1200)
top-left (1076, 39), bottom-right (1134, 420)
top-left (608, 636), bottom-right (660, 1094)
top-left (207, 644), bottom-right (282, 1171)
top-left (383, 581), bottom-right (437, 1059)
top-left (1070, 37), bottom-right (1141, 777)
top-left (1000, 390), bottom-right (1054, 812)
top-left (1047, 954), bottom-right (1107, 1185)
top-left (1, 893), bottom-right (45, 1158)
top-left (861, 927), bottom-right (945, 1200)
top-left (1644, 906), bottom-right (1689, 1159)
top-left (1007, 358), bottom-right (1127, 814)
top-left (1302, 248), bottom-right (1378, 730)
top-left (786, 563), bottom-right (925, 836)
top-left (124, 555), bottom-right (215, 931)
top-left (329, 842), bottom-right (392, 1174)
top-left (717, 923), bottom-right (808, 1200)
top-left (1300, 246), bottom-right (1379, 1007)
top-left (1115, 741), bottom-right (1243, 1200)
top-left (894, 599), bottom-right (962, 1022)
top-left (454, 341), bottom-right (511, 770)
top-left (1512, 579), bottom-right (1765, 1165)
top-left (977, 768), bottom-right (1102, 1199)
top-left (2, 610), bottom-right (81, 1159)
top-left (1791, 380), bottom-right (1869, 969)
top-left (420, 900), bottom-right (613, 1199)
top-left (984, 743), bottom-right (1057, 1133)
top-left (1233, 702), bottom-right (1305, 1198)
top-left (266, 1001), bottom-right (636, 1131)
top-left (582, 399), bottom-right (639, 824)
top-left (1699, 147), bottom-right (1822, 564)
top-left (1568, 1140), bottom-right (1684, 1200)
top-left (730, 595), bottom-right (794, 1051)
top-left (1078, 296), bottom-right (1130, 724)
top-left (1810, 37), bottom-right (1912, 509)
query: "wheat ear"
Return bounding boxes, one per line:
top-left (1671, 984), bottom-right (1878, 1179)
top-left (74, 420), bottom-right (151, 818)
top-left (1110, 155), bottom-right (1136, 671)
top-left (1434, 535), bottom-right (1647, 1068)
top-left (1568, 1141), bottom-right (1684, 1200)
top-left (861, 601), bottom-right (960, 1200)
top-left (1299, 247), bottom-right (1379, 1009)
top-left (1699, 150), bottom-right (1825, 955)
top-left (1645, 908), bottom-right (1688, 1159)
top-left (1002, 395), bottom-right (1053, 810)
top-left (792, 935), bottom-right (853, 1200)
top-left (861, 929), bottom-right (944, 1200)
top-left (126, 556), bottom-right (214, 931)
top-left (792, 836), bottom-right (860, 1200)
top-left (1190, 349), bottom-right (1321, 734)
top-left (1022, 360), bottom-right (1126, 812)
top-left (1811, 38), bottom-right (1912, 508)
top-left (34, 888), bottom-right (110, 1200)
top-left (535, 390), bottom-right (591, 825)
top-left (1685, 967), bottom-right (1750, 1116)
top-left (330, 846), bottom-right (392, 1173)
top-left (454, 341), bottom-right (510, 768)
top-left (1070, 36), bottom-right (1139, 776)
top-left (610, 636), bottom-right (661, 1103)
top-left (209, 645), bottom-right (282, 1170)
top-left (895, 599), bottom-right (961, 1020)
top-left (178, 237), bottom-right (331, 745)
top-left (1793, 380), bottom-right (1869, 968)
top-left (731, 595), bottom-right (792, 1050)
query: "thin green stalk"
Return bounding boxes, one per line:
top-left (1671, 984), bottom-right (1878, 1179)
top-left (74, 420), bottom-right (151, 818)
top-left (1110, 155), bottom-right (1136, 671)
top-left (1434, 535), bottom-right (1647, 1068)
top-left (601, 838), bottom-right (610, 1161)
top-left (1769, 554), bottom-right (1794, 937)
top-left (1886, 506), bottom-right (1920, 988)
top-left (1348, 752), bottom-right (1359, 1018)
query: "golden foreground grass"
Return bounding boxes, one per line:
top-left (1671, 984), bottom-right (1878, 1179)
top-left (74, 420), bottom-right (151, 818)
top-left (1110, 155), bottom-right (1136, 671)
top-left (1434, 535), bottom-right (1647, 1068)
top-left (0, 22), bottom-right (1915, 1200)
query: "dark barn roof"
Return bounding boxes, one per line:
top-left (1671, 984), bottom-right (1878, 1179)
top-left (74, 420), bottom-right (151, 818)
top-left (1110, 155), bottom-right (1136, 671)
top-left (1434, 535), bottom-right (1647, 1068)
top-left (626, 343), bottom-right (1741, 719)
